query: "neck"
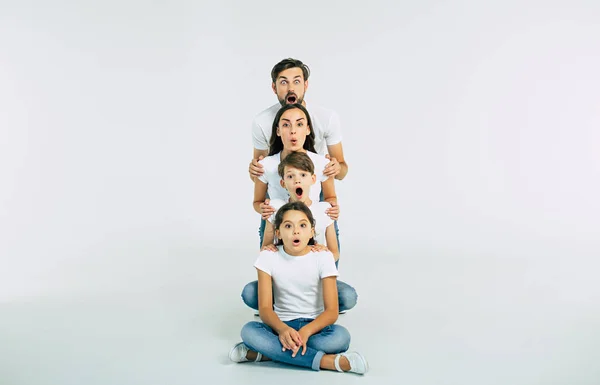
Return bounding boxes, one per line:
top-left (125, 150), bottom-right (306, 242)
top-left (283, 245), bottom-right (311, 256)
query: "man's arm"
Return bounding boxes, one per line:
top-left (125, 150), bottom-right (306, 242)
top-left (325, 142), bottom-right (348, 180)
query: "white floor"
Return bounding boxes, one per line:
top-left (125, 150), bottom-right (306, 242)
top-left (1, 242), bottom-right (599, 385)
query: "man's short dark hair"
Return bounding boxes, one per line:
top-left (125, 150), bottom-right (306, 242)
top-left (271, 58), bottom-right (310, 83)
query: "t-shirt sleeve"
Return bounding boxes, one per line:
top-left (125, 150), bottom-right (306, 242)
top-left (252, 118), bottom-right (269, 151)
top-left (317, 202), bottom-right (334, 228)
top-left (318, 251), bottom-right (339, 279)
top-left (323, 111), bottom-right (342, 146)
top-left (254, 250), bottom-right (274, 276)
top-left (256, 158), bottom-right (269, 184)
top-left (317, 155), bottom-right (331, 183)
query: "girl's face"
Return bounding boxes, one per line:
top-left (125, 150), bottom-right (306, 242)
top-left (276, 108), bottom-right (310, 152)
top-left (276, 209), bottom-right (314, 255)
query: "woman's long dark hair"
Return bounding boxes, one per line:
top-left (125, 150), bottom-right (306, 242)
top-left (268, 104), bottom-right (316, 156)
top-left (273, 201), bottom-right (316, 246)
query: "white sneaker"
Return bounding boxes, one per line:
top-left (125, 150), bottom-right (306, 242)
top-left (334, 351), bottom-right (369, 374)
top-left (229, 342), bottom-right (262, 363)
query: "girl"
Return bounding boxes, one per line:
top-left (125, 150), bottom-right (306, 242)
top-left (229, 202), bottom-right (368, 374)
top-left (254, 103), bottom-right (339, 247)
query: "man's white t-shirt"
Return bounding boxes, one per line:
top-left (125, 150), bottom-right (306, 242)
top-left (252, 103), bottom-right (343, 156)
top-left (254, 246), bottom-right (338, 321)
top-left (268, 199), bottom-right (333, 245)
top-left (257, 151), bottom-right (329, 202)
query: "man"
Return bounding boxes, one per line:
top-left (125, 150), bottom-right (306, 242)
top-left (248, 58), bottom-right (348, 183)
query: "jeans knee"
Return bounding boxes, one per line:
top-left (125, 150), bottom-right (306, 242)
top-left (240, 321), bottom-right (262, 345)
top-left (241, 281), bottom-right (259, 310)
top-left (320, 325), bottom-right (351, 353)
top-left (338, 284), bottom-right (358, 311)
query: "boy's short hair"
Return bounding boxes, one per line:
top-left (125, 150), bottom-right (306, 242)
top-left (278, 151), bottom-right (315, 178)
top-left (271, 58), bottom-right (310, 83)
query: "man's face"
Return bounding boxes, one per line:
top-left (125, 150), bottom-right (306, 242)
top-left (272, 67), bottom-right (308, 106)
top-left (275, 209), bottom-right (314, 254)
top-left (280, 166), bottom-right (316, 202)
top-left (276, 108), bottom-right (310, 152)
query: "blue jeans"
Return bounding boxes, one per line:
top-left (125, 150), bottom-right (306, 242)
top-left (258, 191), bottom-right (340, 249)
top-left (240, 319), bottom-right (350, 371)
top-left (241, 261), bottom-right (358, 313)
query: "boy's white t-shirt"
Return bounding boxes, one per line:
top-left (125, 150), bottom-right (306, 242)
top-left (257, 151), bottom-right (330, 203)
top-left (251, 103), bottom-right (343, 156)
top-left (254, 246), bottom-right (339, 321)
top-left (268, 199), bottom-right (333, 245)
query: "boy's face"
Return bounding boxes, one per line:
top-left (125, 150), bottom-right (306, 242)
top-left (276, 108), bottom-right (310, 152)
top-left (280, 165), bottom-right (316, 202)
top-left (272, 67), bottom-right (308, 106)
top-left (276, 210), bottom-right (314, 254)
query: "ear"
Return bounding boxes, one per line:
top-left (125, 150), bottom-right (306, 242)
top-left (304, 79), bottom-right (309, 92)
top-left (272, 82), bottom-right (277, 94)
top-left (310, 174), bottom-right (316, 185)
top-left (275, 229), bottom-right (280, 239)
top-left (276, 127), bottom-right (281, 137)
top-left (280, 179), bottom-right (286, 188)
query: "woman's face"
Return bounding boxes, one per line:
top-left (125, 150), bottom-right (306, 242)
top-left (276, 108), bottom-right (310, 152)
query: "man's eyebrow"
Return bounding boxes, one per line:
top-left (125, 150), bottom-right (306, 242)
top-left (278, 75), bottom-right (303, 80)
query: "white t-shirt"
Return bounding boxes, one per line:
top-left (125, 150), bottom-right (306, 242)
top-left (252, 103), bottom-right (343, 156)
top-left (254, 246), bottom-right (339, 321)
top-left (268, 199), bottom-right (333, 245)
top-left (257, 151), bottom-right (329, 202)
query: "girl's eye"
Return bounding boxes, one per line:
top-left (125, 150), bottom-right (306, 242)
top-left (285, 224), bottom-right (291, 228)
top-left (301, 223), bottom-right (306, 228)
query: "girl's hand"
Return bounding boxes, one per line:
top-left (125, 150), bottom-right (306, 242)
top-left (259, 199), bottom-right (275, 220)
top-left (293, 328), bottom-right (312, 357)
top-left (261, 244), bottom-right (278, 252)
top-left (279, 327), bottom-right (302, 353)
top-left (324, 154), bottom-right (341, 178)
top-left (325, 201), bottom-right (339, 221)
top-left (310, 243), bottom-right (329, 253)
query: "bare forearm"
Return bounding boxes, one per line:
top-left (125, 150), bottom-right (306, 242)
top-left (259, 308), bottom-right (288, 334)
top-left (300, 309), bottom-right (338, 336)
top-left (335, 161), bottom-right (348, 180)
top-left (253, 201), bottom-right (263, 214)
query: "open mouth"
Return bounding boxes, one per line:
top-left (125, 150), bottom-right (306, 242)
top-left (292, 238), bottom-right (301, 246)
top-left (286, 94), bottom-right (297, 104)
top-left (295, 187), bottom-right (303, 198)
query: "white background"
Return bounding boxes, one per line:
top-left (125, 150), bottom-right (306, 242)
top-left (1, 1), bottom-right (599, 384)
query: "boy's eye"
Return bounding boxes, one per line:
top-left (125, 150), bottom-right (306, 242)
top-left (301, 173), bottom-right (306, 177)
top-left (287, 175), bottom-right (292, 179)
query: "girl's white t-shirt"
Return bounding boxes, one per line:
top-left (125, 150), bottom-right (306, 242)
top-left (257, 151), bottom-right (330, 202)
top-left (254, 246), bottom-right (338, 321)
